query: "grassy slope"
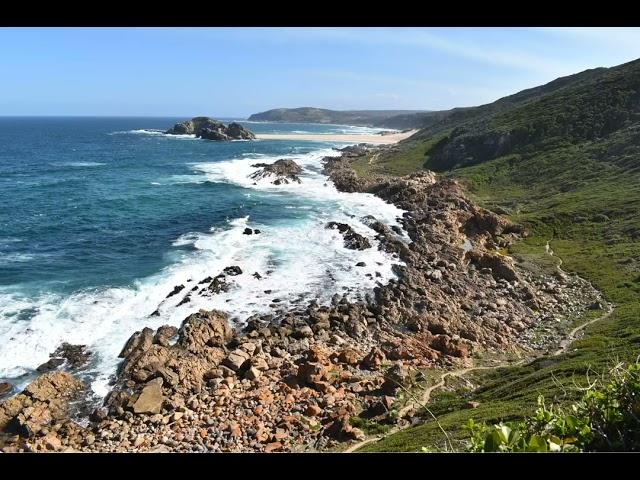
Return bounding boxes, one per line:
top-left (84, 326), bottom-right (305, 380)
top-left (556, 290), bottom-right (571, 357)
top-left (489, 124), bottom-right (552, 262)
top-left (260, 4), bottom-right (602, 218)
top-left (351, 135), bottom-right (447, 177)
top-left (352, 63), bottom-right (640, 452)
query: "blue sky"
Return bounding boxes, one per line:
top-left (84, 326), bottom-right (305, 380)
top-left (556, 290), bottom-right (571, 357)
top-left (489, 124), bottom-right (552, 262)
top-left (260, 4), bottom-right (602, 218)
top-left (1, 27), bottom-right (639, 117)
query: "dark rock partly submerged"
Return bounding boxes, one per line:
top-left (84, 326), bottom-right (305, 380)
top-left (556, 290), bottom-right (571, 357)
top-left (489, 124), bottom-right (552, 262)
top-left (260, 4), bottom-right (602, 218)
top-left (165, 117), bottom-right (255, 141)
top-left (326, 222), bottom-right (372, 250)
top-left (250, 159), bottom-right (302, 185)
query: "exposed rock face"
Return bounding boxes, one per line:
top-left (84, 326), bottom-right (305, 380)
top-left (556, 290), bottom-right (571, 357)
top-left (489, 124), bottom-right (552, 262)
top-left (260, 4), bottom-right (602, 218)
top-left (109, 309), bottom-right (233, 410)
top-left (223, 266), bottom-right (243, 276)
top-left (324, 150), bottom-right (602, 359)
top-left (0, 382), bottom-right (12, 398)
top-left (0, 372), bottom-right (84, 437)
top-left (326, 222), bottom-right (372, 250)
top-left (249, 159), bottom-right (303, 185)
top-left (132, 379), bottom-right (165, 415)
top-left (337, 144), bottom-right (374, 157)
top-left (36, 343), bottom-right (92, 374)
top-left (165, 117), bottom-right (255, 141)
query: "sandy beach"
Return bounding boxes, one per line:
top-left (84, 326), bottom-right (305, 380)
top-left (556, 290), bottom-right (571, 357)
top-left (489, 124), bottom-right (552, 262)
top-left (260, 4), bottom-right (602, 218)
top-left (255, 129), bottom-right (419, 144)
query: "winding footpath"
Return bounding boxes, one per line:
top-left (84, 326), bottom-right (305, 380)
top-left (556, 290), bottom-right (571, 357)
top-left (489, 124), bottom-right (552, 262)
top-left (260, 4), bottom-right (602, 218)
top-left (344, 240), bottom-right (614, 453)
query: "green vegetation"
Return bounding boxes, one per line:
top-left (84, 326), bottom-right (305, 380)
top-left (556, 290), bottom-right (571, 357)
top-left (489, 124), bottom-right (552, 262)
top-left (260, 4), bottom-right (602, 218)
top-left (465, 362), bottom-right (640, 452)
top-left (246, 107), bottom-right (434, 129)
top-left (353, 57), bottom-right (640, 452)
top-left (349, 416), bottom-right (392, 436)
top-left (351, 134), bottom-right (446, 177)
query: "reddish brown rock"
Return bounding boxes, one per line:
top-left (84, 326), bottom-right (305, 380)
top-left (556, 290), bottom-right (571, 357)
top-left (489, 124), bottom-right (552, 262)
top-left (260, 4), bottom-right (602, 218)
top-left (337, 348), bottom-right (360, 366)
top-left (0, 372), bottom-right (84, 437)
top-left (360, 347), bottom-right (386, 370)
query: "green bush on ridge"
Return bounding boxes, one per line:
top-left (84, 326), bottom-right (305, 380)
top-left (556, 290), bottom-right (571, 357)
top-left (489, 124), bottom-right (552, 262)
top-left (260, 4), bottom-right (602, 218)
top-left (464, 361), bottom-right (640, 452)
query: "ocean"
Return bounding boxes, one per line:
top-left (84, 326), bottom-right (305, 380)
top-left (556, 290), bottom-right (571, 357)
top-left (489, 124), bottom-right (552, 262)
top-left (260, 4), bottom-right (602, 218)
top-left (0, 117), bottom-right (406, 399)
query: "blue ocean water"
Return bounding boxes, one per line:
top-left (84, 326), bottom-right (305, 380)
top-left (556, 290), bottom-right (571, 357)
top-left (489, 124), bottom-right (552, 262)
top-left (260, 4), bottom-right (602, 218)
top-left (0, 117), bottom-right (405, 396)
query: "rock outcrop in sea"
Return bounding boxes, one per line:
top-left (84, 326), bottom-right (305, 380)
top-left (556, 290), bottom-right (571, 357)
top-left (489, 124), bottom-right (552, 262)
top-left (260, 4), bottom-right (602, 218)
top-left (165, 117), bottom-right (255, 141)
top-left (249, 159), bottom-right (302, 185)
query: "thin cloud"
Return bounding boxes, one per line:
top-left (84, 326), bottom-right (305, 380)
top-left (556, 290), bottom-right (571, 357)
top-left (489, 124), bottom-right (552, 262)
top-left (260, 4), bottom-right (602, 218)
top-left (538, 27), bottom-right (640, 60)
top-left (264, 28), bottom-right (574, 77)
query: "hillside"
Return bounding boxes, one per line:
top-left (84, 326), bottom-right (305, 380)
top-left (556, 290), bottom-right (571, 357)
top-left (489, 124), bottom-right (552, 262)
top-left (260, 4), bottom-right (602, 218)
top-left (247, 107), bottom-right (438, 129)
top-left (342, 57), bottom-right (640, 452)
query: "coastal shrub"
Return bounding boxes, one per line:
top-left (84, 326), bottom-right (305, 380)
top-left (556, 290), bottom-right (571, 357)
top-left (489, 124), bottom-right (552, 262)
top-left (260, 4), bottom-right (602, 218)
top-left (464, 361), bottom-right (640, 452)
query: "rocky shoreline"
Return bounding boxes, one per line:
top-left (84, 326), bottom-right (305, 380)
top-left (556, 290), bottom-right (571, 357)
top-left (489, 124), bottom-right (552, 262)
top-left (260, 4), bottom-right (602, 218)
top-left (0, 144), bottom-right (603, 453)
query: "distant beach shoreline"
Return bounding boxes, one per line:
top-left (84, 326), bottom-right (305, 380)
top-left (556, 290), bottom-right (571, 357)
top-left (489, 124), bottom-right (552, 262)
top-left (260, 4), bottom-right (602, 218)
top-left (255, 129), bottom-right (418, 144)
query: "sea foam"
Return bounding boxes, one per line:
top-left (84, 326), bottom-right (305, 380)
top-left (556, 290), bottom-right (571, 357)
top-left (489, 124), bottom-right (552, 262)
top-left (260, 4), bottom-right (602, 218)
top-left (0, 144), bottom-right (408, 399)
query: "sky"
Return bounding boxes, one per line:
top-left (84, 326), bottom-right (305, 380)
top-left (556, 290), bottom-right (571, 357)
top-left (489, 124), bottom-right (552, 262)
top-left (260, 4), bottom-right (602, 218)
top-left (1, 27), bottom-right (640, 117)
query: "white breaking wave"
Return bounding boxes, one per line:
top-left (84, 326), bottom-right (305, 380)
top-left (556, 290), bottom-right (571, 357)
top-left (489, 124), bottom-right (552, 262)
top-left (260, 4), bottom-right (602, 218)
top-left (0, 146), bottom-right (408, 399)
top-left (0, 252), bottom-right (54, 264)
top-left (0, 253), bottom-right (35, 264)
top-left (51, 162), bottom-right (106, 168)
top-left (110, 129), bottom-right (197, 140)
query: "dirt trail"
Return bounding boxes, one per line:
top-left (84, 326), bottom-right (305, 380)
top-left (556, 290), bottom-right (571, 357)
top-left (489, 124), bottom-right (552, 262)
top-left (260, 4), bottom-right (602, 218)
top-left (345, 240), bottom-right (613, 453)
top-left (368, 152), bottom-right (381, 165)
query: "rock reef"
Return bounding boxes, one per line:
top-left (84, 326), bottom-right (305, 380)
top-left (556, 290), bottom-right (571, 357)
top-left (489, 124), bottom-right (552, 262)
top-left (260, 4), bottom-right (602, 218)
top-left (166, 117), bottom-right (255, 141)
top-left (249, 159), bottom-right (302, 185)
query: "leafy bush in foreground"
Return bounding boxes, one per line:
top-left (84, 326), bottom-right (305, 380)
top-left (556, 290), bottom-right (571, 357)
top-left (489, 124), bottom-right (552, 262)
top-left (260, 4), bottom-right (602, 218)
top-left (464, 361), bottom-right (640, 452)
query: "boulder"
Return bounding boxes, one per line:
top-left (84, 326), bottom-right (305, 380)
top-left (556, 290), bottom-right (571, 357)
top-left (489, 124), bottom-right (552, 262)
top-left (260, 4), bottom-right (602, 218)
top-left (222, 349), bottom-right (251, 372)
top-left (166, 284), bottom-right (185, 298)
top-left (324, 415), bottom-right (365, 441)
top-left (305, 404), bottom-right (322, 417)
top-left (207, 276), bottom-right (230, 294)
top-left (336, 348), bottom-right (360, 366)
top-left (51, 343), bottom-right (91, 370)
top-left (111, 310), bottom-right (232, 407)
top-left (326, 222), bottom-right (372, 250)
top-left (153, 326), bottom-right (178, 347)
top-left (381, 363), bottom-right (410, 395)
top-left (430, 335), bottom-right (470, 358)
top-left (36, 357), bottom-right (65, 373)
top-left (0, 382), bottom-right (12, 398)
top-left (226, 122), bottom-right (255, 140)
top-left (297, 361), bottom-right (328, 387)
top-left (0, 372), bottom-right (84, 436)
top-left (244, 367), bottom-right (261, 381)
top-left (292, 325), bottom-right (314, 339)
top-left (360, 347), bottom-right (386, 370)
top-left (132, 380), bottom-right (165, 415)
top-left (467, 251), bottom-right (519, 282)
top-left (223, 266), bottom-right (243, 276)
top-left (179, 310), bottom-right (233, 351)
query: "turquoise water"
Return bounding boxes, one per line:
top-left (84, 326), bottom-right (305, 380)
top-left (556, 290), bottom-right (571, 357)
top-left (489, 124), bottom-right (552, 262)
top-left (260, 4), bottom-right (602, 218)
top-left (0, 117), bottom-right (405, 396)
